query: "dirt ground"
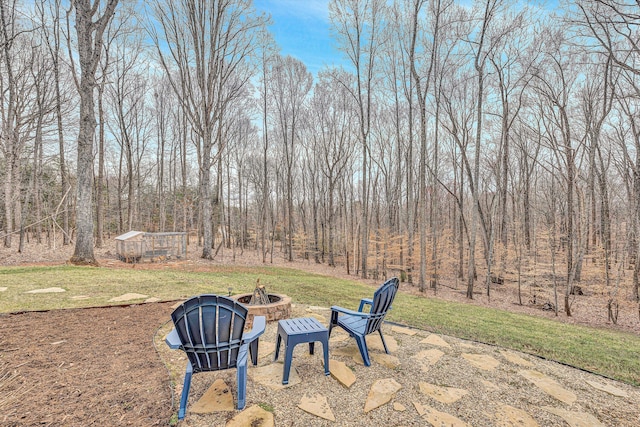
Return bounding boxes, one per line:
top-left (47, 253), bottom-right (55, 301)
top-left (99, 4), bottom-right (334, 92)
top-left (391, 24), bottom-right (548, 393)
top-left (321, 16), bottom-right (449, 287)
top-left (0, 241), bottom-right (639, 426)
top-left (0, 302), bottom-right (176, 426)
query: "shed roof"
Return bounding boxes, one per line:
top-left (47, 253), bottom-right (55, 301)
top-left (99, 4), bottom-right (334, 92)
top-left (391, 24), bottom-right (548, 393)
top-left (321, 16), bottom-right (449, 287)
top-left (115, 230), bottom-right (144, 241)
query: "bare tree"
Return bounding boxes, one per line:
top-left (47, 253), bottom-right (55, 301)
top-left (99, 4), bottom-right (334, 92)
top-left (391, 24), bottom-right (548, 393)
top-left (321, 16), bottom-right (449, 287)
top-left (572, 0), bottom-right (640, 303)
top-left (486, 5), bottom-right (535, 279)
top-left (463, 0), bottom-right (505, 299)
top-left (532, 25), bottom-right (581, 315)
top-left (153, 77), bottom-right (173, 232)
top-left (330, 0), bottom-right (386, 279)
top-left (0, 0), bottom-right (37, 249)
top-left (0, 0), bottom-right (19, 248)
top-left (312, 69), bottom-right (357, 267)
top-left (408, 0), bottom-right (448, 291)
top-left (95, 10), bottom-right (130, 244)
top-left (106, 29), bottom-right (149, 231)
top-left (68, 0), bottom-right (119, 265)
top-left (268, 55), bottom-right (312, 261)
top-left (384, 1), bottom-right (416, 284)
top-left (149, 0), bottom-right (266, 259)
top-left (256, 33), bottom-right (276, 263)
top-left (37, 0), bottom-right (73, 246)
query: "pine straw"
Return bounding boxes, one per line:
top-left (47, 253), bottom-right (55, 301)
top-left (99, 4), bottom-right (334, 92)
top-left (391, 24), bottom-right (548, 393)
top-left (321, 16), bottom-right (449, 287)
top-left (0, 358), bottom-right (32, 419)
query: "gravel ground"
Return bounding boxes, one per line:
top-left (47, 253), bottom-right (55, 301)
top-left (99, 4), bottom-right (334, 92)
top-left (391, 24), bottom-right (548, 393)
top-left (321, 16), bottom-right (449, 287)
top-left (156, 303), bottom-right (640, 427)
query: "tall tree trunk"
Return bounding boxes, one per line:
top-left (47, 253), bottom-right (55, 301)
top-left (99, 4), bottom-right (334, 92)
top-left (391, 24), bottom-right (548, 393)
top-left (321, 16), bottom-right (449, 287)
top-left (468, 54), bottom-right (484, 300)
top-left (562, 107), bottom-right (574, 317)
top-left (39, 0), bottom-right (71, 245)
top-left (0, 0), bottom-right (17, 249)
top-left (96, 84), bottom-right (105, 247)
top-left (70, 0), bottom-right (120, 265)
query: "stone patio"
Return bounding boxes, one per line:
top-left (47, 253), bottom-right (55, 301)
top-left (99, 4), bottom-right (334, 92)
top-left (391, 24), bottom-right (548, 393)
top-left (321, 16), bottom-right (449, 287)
top-left (160, 304), bottom-right (640, 426)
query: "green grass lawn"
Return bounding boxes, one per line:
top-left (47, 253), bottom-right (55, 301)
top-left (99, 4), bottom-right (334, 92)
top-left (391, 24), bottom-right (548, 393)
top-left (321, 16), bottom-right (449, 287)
top-left (1, 264), bottom-right (639, 386)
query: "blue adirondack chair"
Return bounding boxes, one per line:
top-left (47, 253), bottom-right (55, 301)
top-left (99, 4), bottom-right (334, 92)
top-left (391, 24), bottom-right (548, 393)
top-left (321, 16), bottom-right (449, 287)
top-left (328, 277), bottom-right (399, 366)
top-left (165, 294), bottom-right (265, 420)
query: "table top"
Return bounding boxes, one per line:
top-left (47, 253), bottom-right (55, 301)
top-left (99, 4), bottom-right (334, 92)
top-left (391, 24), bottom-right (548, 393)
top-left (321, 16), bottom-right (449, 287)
top-left (279, 317), bottom-right (327, 335)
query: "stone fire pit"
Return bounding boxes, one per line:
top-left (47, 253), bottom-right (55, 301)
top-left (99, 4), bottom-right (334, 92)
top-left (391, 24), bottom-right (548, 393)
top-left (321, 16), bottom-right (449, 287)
top-left (232, 293), bottom-right (291, 328)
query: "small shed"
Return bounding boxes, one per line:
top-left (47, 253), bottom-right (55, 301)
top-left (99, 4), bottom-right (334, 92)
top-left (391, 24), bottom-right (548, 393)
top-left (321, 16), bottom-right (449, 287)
top-left (115, 231), bottom-right (187, 263)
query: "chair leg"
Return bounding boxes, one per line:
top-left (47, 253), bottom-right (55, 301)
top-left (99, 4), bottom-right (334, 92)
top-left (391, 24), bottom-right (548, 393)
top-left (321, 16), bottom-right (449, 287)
top-left (178, 362), bottom-right (193, 420)
top-left (354, 335), bottom-right (371, 367)
top-left (322, 340), bottom-right (330, 376)
top-left (378, 329), bottom-right (390, 354)
top-left (249, 339), bottom-right (259, 365)
top-left (328, 311), bottom-right (338, 337)
top-left (236, 362), bottom-right (247, 410)
top-left (274, 333), bottom-right (282, 361)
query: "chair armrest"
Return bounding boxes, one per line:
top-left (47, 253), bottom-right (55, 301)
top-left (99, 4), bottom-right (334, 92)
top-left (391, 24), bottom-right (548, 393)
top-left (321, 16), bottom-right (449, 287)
top-left (243, 315), bottom-right (266, 343)
top-left (165, 328), bottom-right (182, 349)
top-left (330, 305), bottom-right (370, 318)
top-left (358, 298), bottom-right (373, 312)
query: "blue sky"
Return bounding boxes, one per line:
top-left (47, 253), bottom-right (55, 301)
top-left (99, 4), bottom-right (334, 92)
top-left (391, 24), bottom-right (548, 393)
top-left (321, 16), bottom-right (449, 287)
top-left (254, 0), bottom-right (343, 75)
top-left (252, 0), bottom-right (559, 76)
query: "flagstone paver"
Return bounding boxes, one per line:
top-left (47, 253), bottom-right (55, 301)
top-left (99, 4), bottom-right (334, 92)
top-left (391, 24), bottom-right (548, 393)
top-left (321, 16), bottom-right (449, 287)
top-left (26, 287), bottom-right (66, 294)
top-left (0, 287), bottom-right (7, 292)
top-left (500, 350), bottom-right (534, 367)
top-left (391, 325), bottom-right (417, 336)
top-left (71, 295), bottom-right (91, 300)
top-left (226, 404), bottom-right (274, 427)
top-left (366, 333), bottom-right (398, 352)
top-left (190, 379), bottom-right (234, 413)
top-left (109, 293), bottom-right (148, 302)
top-left (249, 362), bottom-right (301, 390)
top-left (258, 341), bottom-right (276, 359)
top-left (413, 402), bottom-right (471, 426)
top-left (494, 404), bottom-right (539, 427)
top-left (144, 297), bottom-right (161, 303)
top-left (333, 341), bottom-right (401, 368)
top-left (332, 345), bottom-right (364, 364)
top-left (393, 402), bottom-right (406, 411)
top-left (462, 353), bottom-right (500, 371)
top-left (363, 378), bottom-right (402, 413)
top-left (371, 352), bottom-right (400, 369)
top-left (420, 334), bottom-right (451, 348)
top-left (298, 394), bottom-right (335, 421)
top-left (327, 359), bottom-right (356, 388)
top-left (329, 331), bottom-right (349, 344)
top-left (419, 382), bottom-right (468, 404)
top-left (411, 348), bottom-right (444, 372)
top-left (519, 370), bottom-right (577, 405)
top-left (585, 380), bottom-right (629, 398)
top-left (543, 406), bottom-right (605, 427)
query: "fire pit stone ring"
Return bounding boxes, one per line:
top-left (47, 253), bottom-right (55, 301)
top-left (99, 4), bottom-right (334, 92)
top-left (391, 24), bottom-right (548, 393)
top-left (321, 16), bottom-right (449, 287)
top-left (232, 293), bottom-right (292, 328)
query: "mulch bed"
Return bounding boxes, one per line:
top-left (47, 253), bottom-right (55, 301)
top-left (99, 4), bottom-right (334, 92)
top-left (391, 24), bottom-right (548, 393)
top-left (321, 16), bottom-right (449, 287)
top-left (0, 302), bottom-right (176, 426)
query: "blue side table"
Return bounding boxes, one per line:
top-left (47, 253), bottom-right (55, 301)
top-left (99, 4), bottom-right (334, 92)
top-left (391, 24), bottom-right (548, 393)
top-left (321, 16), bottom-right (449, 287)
top-left (274, 317), bottom-right (330, 385)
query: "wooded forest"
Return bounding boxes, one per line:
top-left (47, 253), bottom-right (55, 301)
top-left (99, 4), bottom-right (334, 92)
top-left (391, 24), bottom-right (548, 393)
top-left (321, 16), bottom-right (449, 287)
top-left (1, 0), bottom-right (639, 320)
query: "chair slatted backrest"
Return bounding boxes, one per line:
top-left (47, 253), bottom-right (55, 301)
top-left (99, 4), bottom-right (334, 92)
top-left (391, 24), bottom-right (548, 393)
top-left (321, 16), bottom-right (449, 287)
top-left (171, 295), bottom-right (248, 373)
top-left (365, 277), bottom-right (399, 335)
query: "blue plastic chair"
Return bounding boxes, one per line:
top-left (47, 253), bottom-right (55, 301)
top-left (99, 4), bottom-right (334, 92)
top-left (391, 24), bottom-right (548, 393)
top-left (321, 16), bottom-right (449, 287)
top-left (328, 277), bottom-right (399, 366)
top-left (166, 295), bottom-right (265, 420)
